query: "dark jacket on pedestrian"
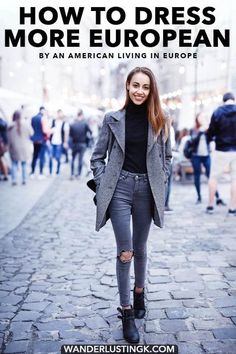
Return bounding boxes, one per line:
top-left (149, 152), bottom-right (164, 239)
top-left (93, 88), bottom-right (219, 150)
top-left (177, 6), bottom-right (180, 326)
top-left (0, 118), bottom-right (8, 144)
top-left (0, 118), bottom-right (8, 157)
top-left (31, 113), bottom-right (45, 143)
top-left (207, 104), bottom-right (236, 151)
top-left (90, 109), bottom-right (172, 232)
top-left (69, 119), bottom-right (92, 145)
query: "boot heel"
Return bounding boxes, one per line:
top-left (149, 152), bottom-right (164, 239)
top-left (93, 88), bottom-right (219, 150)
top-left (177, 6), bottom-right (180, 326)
top-left (117, 307), bottom-right (140, 343)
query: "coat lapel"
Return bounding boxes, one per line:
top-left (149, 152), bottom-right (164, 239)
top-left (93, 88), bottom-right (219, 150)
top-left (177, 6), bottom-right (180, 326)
top-left (147, 123), bottom-right (155, 155)
top-left (108, 110), bottom-right (126, 153)
top-left (107, 109), bottom-right (161, 155)
top-left (147, 123), bottom-right (162, 155)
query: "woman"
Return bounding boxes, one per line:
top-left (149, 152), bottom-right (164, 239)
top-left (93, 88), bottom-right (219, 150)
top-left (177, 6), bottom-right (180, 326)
top-left (90, 67), bottom-right (172, 343)
top-left (191, 113), bottom-right (224, 204)
top-left (8, 110), bottom-right (33, 185)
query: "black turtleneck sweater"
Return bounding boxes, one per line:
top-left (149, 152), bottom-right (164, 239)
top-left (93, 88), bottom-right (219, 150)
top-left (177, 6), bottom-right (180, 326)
top-left (122, 100), bottom-right (149, 173)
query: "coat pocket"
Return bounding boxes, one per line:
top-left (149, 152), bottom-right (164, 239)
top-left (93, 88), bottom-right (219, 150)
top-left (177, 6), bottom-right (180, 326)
top-left (118, 171), bottom-right (128, 181)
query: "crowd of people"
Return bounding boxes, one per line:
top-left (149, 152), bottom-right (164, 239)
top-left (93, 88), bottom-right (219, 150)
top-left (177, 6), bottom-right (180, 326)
top-left (166, 92), bottom-right (236, 216)
top-left (0, 107), bottom-right (96, 185)
top-left (0, 92), bottom-right (236, 217)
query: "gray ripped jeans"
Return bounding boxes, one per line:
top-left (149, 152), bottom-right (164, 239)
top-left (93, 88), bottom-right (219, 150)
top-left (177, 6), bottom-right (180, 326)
top-left (108, 169), bottom-right (154, 307)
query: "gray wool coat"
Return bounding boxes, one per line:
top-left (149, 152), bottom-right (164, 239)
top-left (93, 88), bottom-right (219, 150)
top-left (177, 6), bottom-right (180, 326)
top-left (90, 109), bottom-right (172, 232)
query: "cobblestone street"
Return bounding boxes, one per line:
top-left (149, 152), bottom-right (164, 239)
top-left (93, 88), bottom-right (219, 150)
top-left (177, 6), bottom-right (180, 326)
top-left (0, 175), bottom-right (236, 354)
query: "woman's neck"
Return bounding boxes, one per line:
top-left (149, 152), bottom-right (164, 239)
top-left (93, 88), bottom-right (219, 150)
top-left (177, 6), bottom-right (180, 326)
top-left (126, 99), bottom-right (147, 114)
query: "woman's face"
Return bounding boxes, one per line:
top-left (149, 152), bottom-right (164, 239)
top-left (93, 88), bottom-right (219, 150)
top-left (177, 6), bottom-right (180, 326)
top-left (127, 72), bottom-right (150, 105)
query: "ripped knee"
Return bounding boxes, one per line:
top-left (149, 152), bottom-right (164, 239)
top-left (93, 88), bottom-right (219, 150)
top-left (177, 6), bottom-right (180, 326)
top-left (118, 250), bottom-right (133, 263)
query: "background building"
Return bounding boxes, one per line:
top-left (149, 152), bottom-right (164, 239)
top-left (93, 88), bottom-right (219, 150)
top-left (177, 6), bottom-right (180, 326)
top-left (0, 0), bottom-right (235, 129)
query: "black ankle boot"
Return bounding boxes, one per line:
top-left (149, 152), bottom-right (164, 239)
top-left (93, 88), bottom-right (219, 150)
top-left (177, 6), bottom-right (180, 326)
top-left (117, 307), bottom-right (140, 343)
top-left (133, 287), bottom-right (146, 319)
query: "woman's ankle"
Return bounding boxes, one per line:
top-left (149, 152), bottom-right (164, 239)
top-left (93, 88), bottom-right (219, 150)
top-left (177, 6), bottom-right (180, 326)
top-left (122, 305), bottom-right (131, 310)
top-left (134, 287), bottom-right (144, 294)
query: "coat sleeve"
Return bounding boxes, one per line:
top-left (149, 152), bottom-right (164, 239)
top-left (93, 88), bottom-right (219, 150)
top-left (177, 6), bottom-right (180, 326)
top-left (161, 109), bottom-right (172, 179)
top-left (161, 112), bottom-right (172, 180)
top-left (90, 114), bottom-right (110, 186)
top-left (164, 130), bottom-right (172, 179)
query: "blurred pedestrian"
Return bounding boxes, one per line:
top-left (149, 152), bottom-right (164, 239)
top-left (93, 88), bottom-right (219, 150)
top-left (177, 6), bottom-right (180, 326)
top-left (30, 106), bottom-right (50, 179)
top-left (49, 109), bottom-right (69, 175)
top-left (176, 128), bottom-right (191, 161)
top-left (69, 109), bottom-right (92, 179)
top-left (90, 67), bottom-right (172, 343)
top-left (174, 128), bottom-right (192, 182)
top-left (206, 92), bottom-right (236, 215)
top-left (7, 111), bottom-right (33, 185)
top-left (190, 113), bottom-right (224, 205)
top-left (0, 117), bottom-right (8, 181)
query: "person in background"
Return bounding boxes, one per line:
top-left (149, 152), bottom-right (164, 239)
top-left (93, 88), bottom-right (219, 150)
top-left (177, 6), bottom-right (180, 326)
top-left (191, 113), bottom-right (224, 205)
top-left (0, 117), bottom-right (8, 181)
top-left (49, 109), bottom-right (69, 175)
top-left (30, 106), bottom-right (50, 179)
top-left (174, 128), bottom-right (191, 182)
top-left (206, 92), bottom-right (236, 215)
top-left (7, 111), bottom-right (33, 185)
top-left (176, 129), bottom-right (191, 162)
top-left (69, 109), bottom-right (93, 180)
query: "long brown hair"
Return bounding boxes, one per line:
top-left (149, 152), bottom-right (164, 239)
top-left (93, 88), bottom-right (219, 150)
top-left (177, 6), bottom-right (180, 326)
top-left (123, 67), bottom-right (168, 138)
top-left (194, 113), bottom-right (202, 130)
top-left (13, 110), bottom-right (21, 135)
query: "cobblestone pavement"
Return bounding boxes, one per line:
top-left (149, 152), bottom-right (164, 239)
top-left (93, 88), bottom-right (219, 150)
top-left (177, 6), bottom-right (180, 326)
top-left (0, 175), bottom-right (55, 239)
top-left (0, 175), bottom-right (236, 354)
